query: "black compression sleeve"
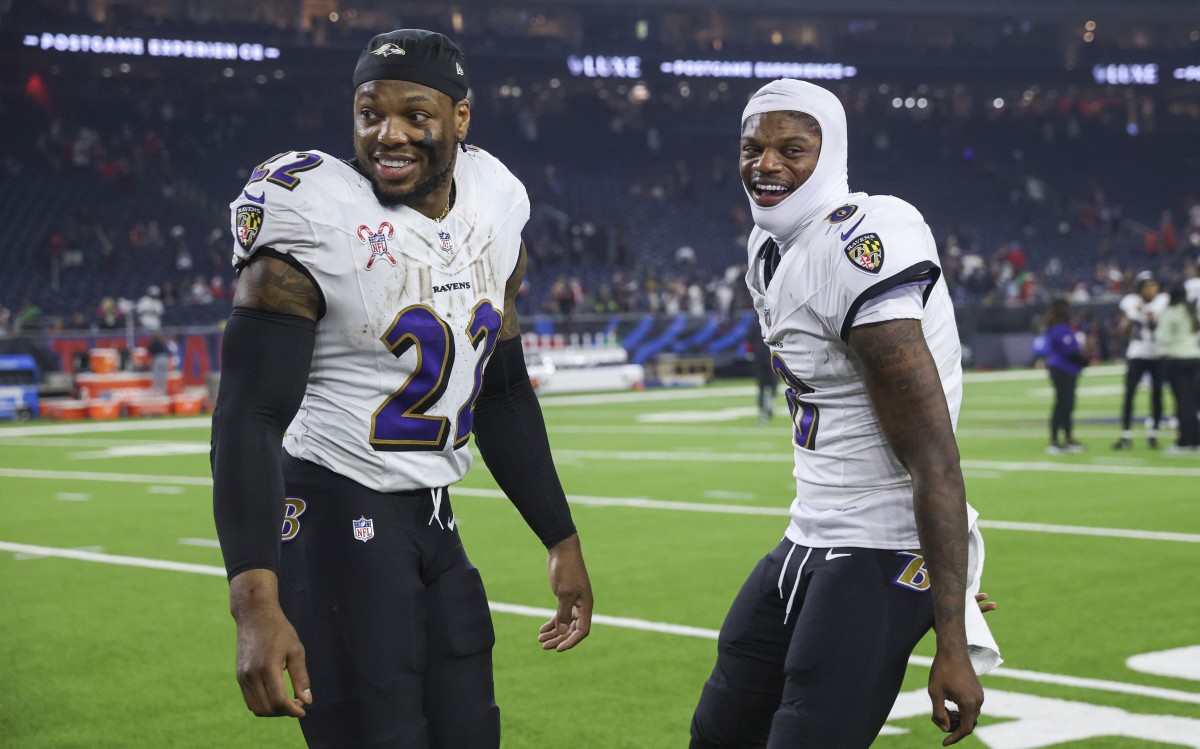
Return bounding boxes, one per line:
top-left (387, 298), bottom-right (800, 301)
top-left (211, 308), bottom-right (316, 580)
top-left (473, 336), bottom-right (577, 548)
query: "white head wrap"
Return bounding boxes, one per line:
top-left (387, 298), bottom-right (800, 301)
top-left (741, 79), bottom-right (851, 240)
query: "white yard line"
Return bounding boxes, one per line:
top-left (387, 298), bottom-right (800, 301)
top-left (3, 468), bottom-right (1199, 542)
top-left (0, 417), bottom-right (210, 438)
top-left (0, 468), bottom-right (213, 485)
top-left (0, 368), bottom-right (1125, 438)
top-left (3, 540), bottom-right (1198, 707)
top-left (977, 521), bottom-right (1200, 544)
top-left (961, 364), bottom-right (1124, 382)
top-left (0, 437), bottom-right (194, 448)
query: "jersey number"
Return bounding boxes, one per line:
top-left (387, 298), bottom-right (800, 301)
top-left (772, 353), bottom-right (819, 450)
top-left (370, 301), bottom-right (502, 452)
top-left (248, 152), bottom-right (324, 191)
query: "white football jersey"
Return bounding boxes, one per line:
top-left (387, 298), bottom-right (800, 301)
top-left (747, 193), bottom-right (966, 549)
top-left (228, 147), bottom-right (527, 492)
top-left (1119, 292), bottom-right (1169, 360)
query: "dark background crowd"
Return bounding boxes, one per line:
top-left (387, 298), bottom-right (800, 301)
top-left (1, 0), bottom-right (1198, 364)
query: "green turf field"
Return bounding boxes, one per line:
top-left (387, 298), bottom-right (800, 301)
top-left (2, 364), bottom-right (1199, 748)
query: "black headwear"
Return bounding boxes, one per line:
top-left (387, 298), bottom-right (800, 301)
top-left (352, 29), bottom-right (469, 101)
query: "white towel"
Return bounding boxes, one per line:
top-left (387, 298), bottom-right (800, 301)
top-left (965, 505), bottom-right (1003, 675)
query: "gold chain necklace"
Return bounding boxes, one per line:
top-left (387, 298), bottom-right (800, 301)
top-left (435, 183), bottom-right (455, 223)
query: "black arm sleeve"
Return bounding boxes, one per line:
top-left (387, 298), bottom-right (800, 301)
top-left (211, 308), bottom-right (316, 580)
top-left (472, 336), bottom-right (577, 549)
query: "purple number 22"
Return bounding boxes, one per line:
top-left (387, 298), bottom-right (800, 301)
top-left (248, 152), bottom-right (324, 191)
top-left (370, 301), bottom-right (502, 452)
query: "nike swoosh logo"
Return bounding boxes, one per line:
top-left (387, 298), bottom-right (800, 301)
top-left (825, 549), bottom-right (852, 560)
top-left (242, 190), bottom-right (265, 204)
top-left (839, 216), bottom-right (865, 241)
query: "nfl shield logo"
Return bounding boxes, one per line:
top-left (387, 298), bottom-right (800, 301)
top-left (437, 228), bottom-right (454, 254)
top-left (352, 516), bottom-right (374, 542)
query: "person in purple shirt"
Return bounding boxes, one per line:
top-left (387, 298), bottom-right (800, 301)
top-left (1044, 298), bottom-right (1089, 454)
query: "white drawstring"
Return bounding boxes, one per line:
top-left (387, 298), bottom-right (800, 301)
top-left (777, 542), bottom-right (797, 597)
top-left (783, 547), bottom-right (813, 625)
top-left (429, 486), bottom-right (444, 529)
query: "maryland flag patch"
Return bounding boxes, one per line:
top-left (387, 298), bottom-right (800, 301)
top-left (235, 204), bottom-right (264, 252)
top-left (844, 233), bottom-right (884, 274)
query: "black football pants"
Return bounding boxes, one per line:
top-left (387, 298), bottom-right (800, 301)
top-left (691, 539), bottom-right (934, 749)
top-left (1120, 358), bottom-right (1164, 430)
top-left (278, 456), bottom-right (499, 749)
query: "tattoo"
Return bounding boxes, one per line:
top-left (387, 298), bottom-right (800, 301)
top-left (233, 256), bottom-right (320, 320)
top-left (849, 319), bottom-right (969, 640)
top-left (422, 128), bottom-right (435, 148)
top-left (499, 243), bottom-right (528, 341)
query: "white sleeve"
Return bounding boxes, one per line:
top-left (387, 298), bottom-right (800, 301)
top-left (813, 214), bottom-right (941, 342)
top-left (229, 151), bottom-right (323, 270)
top-left (852, 282), bottom-right (930, 328)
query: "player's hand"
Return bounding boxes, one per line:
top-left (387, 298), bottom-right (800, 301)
top-left (539, 533), bottom-right (593, 652)
top-left (928, 647), bottom-right (983, 746)
top-left (975, 592), bottom-right (997, 613)
top-left (229, 570), bottom-right (312, 718)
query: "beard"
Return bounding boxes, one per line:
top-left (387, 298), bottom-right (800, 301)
top-left (370, 138), bottom-right (457, 209)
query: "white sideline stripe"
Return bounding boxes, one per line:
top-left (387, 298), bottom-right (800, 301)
top-left (961, 364), bottom-right (1124, 382)
top-left (485, 602), bottom-right (722, 640)
top-left (178, 537), bottom-right (222, 548)
top-left (907, 655), bottom-right (1200, 706)
top-left (457, 487), bottom-right (790, 516)
top-left (0, 437), bottom-right (193, 448)
top-left (0, 468), bottom-right (213, 485)
top-left (0, 542), bottom-right (226, 576)
top-left (538, 386), bottom-right (753, 407)
top-left (548, 451), bottom-right (1200, 478)
top-left (2, 469), bottom-right (1198, 542)
top-left (9, 452), bottom-right (1200, 480)
top-left (0, 417), bottom-right (210, 438)
top-left (0, 366), bottom-right (1127, 438)
top-left (960, 460), bottom-right (1200, 478)
top-left (5, 540), bottom-right (1200, 707)
top-left (980, 521), bottom-right (1200, 544)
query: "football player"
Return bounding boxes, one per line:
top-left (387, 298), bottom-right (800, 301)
top-left (689, 79), bottom-right (999, 748)
top-left (1113, 271), bottom-right (1168, 449)
top-left (211, 30), bottom-right (592, 748)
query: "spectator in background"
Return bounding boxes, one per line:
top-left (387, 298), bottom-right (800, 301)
top-left (136, 285), bottom-right (164, 331)
top-left (1184, 261), bottom-right (1200, 312)
top-left (1043, 299), bottom-right (1088, 454)
top-left (1157, 285), bottom-right (1200, 452)
top-left (15, 299), bottom-right (41, 332)
top-left (160, 280), bottom-right (178, 307)
top-left (186, 274), bottom-right (214, 305)
top-left (1114, 272), bottom-right (1168, 450)
top-left (210, 275), bottom-right (230, 301)
top-left (95, 296), bottom-right (124, 330)
top-left (171, 225), bottom-right (193, 271)
top-left (147, 331), bottom-right (174, 396)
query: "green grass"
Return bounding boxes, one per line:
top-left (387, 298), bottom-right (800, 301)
top-left (2, 365), bottom-right (1199, 747)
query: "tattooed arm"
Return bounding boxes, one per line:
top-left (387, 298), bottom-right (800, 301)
top-left (233, 256), bottom-right (321, 319)
top-left (848, 318), bottom-right (982, 746)
top-left (497, 242), bottom-right (528, 341)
